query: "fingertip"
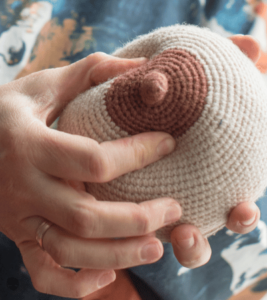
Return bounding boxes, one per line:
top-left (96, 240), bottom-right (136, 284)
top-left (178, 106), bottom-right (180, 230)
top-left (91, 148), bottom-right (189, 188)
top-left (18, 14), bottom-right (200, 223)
top-left (23, 244), bottom-right (115, 298)
top-left (157, 137), bottom-right (176, 157)
top-left (111, 56), bottom-right (148, 63)
top-left (98, 132), bottom-right (176, 182)
top-left (226, 202), bottom-right (260, 234)
top-left (85, 52), bottom-right (112, 65)
top-left (171, 224), bottom-right (196, 251)
top-left (89, 56), bottom-right (147, 87)
top-left (97, 270), bottom-right (116, 289)
top-left (171, 224), bottom-right (212, 269)
top-left (131, 57), bottom-right (148, 62)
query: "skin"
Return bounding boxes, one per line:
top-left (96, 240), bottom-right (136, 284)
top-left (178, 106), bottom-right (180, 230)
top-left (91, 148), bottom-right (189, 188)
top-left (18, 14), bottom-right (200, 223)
top-left (80, 202), bottom-right (260, 300)
top-left (0, 52), bottom-right (260, 299)
top-left (80, 269), bottom-right (142, 300)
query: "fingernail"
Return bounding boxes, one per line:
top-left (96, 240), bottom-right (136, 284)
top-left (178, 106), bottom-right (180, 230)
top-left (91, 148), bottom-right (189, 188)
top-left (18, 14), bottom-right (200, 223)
top-left (241, 214), bottom-right (256, 226)
top-left (157, 138), bottom-right (176, 156)
top-left (164, 203), bottom-right (181, 225)
top-left (140, 241), bottom-right (162, 262)
top-left (176, 236), bottom-right (195, 250)
top-left (97, 271), bottom-right (116, 289)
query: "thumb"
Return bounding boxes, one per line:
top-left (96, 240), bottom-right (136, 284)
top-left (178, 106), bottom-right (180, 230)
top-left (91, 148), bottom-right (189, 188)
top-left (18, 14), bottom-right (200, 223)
top-left (14, 53), bottom-right (147, 126)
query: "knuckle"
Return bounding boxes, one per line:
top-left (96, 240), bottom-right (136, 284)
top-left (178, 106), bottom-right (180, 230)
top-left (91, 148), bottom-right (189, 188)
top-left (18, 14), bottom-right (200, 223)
top-left (91, 51), bottom-right (106, 61)
top-left (24, 125), bottom-right (46, 163)
top-left (47, 242), bottom-right (68, 266)
top-left (69, 205), bottom-right (96, 238)
top-left (111, 245), bottom-right (125, 268)
top-left (132, 140), bottom-right (147, 170)
top-left (131, 205), bottom-right (151, 235)
top-left (0, 125), bottom-right (27, 162)
top-left (88, 150), bottom-right (110, 182)
top-left (30, 129), bottom-right (61, 167)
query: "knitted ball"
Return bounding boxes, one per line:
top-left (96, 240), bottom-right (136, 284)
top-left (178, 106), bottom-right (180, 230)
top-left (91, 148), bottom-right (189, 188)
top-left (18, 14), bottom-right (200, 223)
top-left (58, 25), bottom-right (267, 243)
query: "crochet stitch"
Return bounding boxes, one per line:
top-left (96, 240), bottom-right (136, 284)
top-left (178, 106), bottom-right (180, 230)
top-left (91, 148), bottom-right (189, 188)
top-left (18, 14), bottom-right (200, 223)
top-left (58, 25), bottom-right (267, 243)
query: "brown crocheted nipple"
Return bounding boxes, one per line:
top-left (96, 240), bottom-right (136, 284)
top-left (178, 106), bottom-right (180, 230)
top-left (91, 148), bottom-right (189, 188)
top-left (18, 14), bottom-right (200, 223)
top-left (140, 71), bottom-right (168, 106)
top-left (105, 49), bottom-right (208, 137)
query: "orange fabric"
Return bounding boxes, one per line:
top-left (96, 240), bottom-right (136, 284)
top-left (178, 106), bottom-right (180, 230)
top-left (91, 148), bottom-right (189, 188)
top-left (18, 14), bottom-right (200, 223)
top-left (15, 18), bottom-right (93, 79)
top-left (227, 272), bottom-right (267, 300)
top-left (255, 2), bottom-right (267, 73)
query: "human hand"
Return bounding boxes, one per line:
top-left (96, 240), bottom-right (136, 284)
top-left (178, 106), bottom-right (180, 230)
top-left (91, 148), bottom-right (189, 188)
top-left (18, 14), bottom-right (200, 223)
top-left (79, 269), bottom-right (142, 300)
top-left (75, 202), bottom-right (260, 300)
top-left (77, 202), bottom-right (260, 300)
top-left (0, 53), bottom-right (182, 298)
top-left (170, 201), bottom-right (260, 268)
top-left (169, 34), bottom-right (262, 269)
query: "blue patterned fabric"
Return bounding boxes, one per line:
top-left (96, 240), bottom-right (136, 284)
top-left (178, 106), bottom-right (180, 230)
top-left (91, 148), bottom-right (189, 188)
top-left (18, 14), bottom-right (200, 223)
top-left (129, 192), bottom-right (267, 299)
top-left (0, 1), bottom-right (267, 299)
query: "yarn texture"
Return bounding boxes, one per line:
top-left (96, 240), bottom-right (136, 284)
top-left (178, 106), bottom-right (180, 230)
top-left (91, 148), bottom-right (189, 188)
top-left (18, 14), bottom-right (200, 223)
top-left (58, 25), bottom-right (267, 243)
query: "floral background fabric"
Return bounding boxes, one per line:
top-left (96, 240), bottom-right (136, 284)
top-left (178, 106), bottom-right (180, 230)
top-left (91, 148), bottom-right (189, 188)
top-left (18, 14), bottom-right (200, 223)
top-left (1, 1), bottom-right (267, 299)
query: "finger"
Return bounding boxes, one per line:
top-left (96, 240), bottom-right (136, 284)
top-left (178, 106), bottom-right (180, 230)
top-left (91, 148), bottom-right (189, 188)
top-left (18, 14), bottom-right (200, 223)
top-left (83, 269), bottom-right (141, 300)
top-left (226, 202), bottom-right (260, 234)
top-left (66, 179), bottom-right (86, 192)
top-left (171, 224), bottom-right (212, 269)
top-left (19, 241), bottom-right (116, 298)
top-left (89, 55), bottom-right (147, 86)
top-left (12, 53), bottom-right (147, 126)
top-left (31, 126), bottom-right (176, 182)
top-left (30, 223), bottom-right (164, 270)
top-left (21, 181), bottom-right (181, 239)
top-left (47, 54), bottom-right (147, 124)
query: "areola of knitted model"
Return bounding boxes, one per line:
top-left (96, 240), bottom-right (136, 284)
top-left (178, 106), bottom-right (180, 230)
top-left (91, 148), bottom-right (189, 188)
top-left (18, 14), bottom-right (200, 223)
top-left (58, 25), bottom-right (267, 243)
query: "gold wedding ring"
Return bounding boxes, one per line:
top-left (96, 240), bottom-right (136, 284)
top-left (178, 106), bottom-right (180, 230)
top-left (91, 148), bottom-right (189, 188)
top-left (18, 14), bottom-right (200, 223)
top-left (36, 220), bottom-right (53, 250)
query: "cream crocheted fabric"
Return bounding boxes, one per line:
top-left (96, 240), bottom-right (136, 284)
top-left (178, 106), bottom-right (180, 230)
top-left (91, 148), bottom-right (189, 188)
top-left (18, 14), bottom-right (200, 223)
top-left (58, 25), bottom-right (267, 243)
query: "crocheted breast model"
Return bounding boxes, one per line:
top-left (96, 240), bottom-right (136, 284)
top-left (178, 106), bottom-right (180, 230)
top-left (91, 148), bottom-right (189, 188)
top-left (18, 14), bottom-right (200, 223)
top-left (58, 25), bottom-right (267, 243)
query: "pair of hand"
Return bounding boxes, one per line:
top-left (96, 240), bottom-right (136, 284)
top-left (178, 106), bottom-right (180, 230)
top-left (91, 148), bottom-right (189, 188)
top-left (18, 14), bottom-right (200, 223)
top-left (0, 52), bottom-right (260, 299)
